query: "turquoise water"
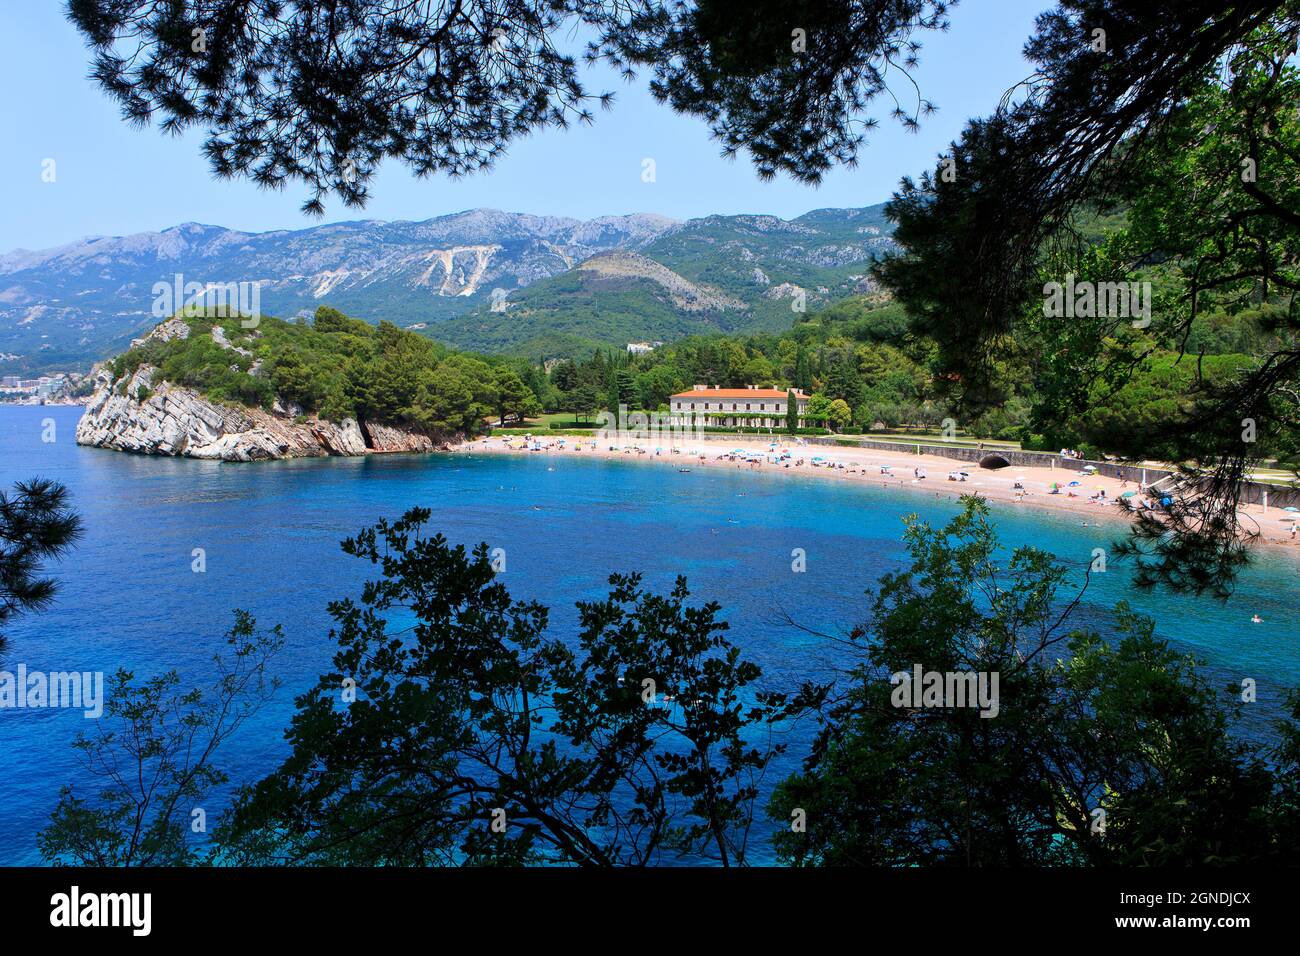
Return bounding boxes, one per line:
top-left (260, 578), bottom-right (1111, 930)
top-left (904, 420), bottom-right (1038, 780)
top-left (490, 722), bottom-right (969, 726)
top-left (1, 405), bottom-right (1297, 865)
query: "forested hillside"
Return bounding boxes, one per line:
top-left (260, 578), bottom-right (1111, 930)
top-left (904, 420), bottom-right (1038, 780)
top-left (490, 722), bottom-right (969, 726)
top-left (419, 205), bottom-right (897, 357)
top-left (107, 307), bottom-right (541, 436)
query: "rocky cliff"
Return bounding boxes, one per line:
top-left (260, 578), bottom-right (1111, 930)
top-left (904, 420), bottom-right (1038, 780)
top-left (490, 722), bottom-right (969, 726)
top-left (75, 364), bottom-right (447, 461)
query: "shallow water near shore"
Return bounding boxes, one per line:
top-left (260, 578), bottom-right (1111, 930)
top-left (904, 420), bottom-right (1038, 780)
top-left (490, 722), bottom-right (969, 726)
top-left (1, 405), bottom-right (1297, 865)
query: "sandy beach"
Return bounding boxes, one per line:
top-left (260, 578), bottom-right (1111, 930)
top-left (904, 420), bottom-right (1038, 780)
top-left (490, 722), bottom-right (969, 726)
top-left (456, 433), bottom-right (1300, 551)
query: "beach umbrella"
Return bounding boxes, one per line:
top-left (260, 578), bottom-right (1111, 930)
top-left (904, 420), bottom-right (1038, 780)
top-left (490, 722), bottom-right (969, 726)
top-left (1068, 481), bottom-right (1081, 487)
top-left (1285, 506), bottom-right (1300, 512)
top-left (1120, 491), bottom-right (1137, 498)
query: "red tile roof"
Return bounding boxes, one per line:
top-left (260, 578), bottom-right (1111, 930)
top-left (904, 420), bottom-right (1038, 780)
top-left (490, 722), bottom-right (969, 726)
top-left (670, 388), bottom-right (806, 400)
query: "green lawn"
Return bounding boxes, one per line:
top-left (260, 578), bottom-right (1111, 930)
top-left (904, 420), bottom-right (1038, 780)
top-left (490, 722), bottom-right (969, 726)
top-left (525, 412), bottom-right (603, 428)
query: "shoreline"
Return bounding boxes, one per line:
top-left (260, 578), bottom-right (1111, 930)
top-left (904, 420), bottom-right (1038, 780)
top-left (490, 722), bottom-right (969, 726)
top-left (455, 433), bottom-right (1300, 553)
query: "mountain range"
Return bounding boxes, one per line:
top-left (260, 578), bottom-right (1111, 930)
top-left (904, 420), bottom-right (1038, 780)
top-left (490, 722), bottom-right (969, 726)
top-left (0, 204), bottom-right (896, 372)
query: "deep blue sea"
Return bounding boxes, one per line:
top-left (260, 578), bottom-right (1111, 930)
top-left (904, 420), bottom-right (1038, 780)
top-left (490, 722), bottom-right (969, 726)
top-left (1, 405), bottom-right (1297, 865)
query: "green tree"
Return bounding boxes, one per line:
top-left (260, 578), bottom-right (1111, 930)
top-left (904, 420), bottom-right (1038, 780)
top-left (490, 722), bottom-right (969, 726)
top-left (39, 613), bottom-right (282, 865)
top-left (550, 359), bottom-right (579, 395)
top-left (491, 369), bottom-right (541, 426)
top-left (217, 508), bottom-right (822, 865)
top-left (0, 480), bottom-right (82, 655)
top-left (313, 306), bottom-right (370, 336)
top-left (737, 355), bottom-right (775, 387)
top-left (827, 398), bottom-right (852, 431)
top-left (567, 383), bottom-right (602, 423)
top-left (793, 345), bottom-right (814, 392)
top-left (785, 389), bottom-right (799, 434)
top-left (634, 365), bottom-right (683, 411)
top-left (824, 351), bottom-right (864, 409)
top-left (342, 357), bottom-right (378, 421)
top-left (271, 352), bottom-right (324, 411)
top-left (770, 498), bottom-right (1300, 866)
top-left (874, 3), bottom-right (1300, 595)
top-left (805, 393), bottom-right (833, 428)
top-left (606, 377), bottom-right (621, 423)
top-left (614, 368), bottom-right (636, 407)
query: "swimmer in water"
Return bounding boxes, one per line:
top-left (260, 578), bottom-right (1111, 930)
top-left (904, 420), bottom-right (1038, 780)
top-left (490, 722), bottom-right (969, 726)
top-left (1252, 614), bottom-right (1263, 623)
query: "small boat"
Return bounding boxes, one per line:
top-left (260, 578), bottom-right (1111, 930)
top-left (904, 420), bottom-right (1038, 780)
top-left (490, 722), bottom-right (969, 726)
top-left (677, 467), bottom-right (692, 473)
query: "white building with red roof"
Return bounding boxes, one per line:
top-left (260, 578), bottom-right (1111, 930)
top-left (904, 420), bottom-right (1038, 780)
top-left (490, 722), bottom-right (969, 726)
top-left (669, 385), bottom-right (810, 429)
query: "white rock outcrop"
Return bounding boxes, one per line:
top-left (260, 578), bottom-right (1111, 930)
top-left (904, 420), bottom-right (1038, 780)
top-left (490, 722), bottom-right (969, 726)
top-left (75, 364), bottom-right (444, 461)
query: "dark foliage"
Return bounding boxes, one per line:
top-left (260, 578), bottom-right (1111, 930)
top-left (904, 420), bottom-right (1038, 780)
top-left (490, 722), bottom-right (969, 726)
top-left (67, 0), bottom-right (954, 211)
top-left (39, 613), bottom-right (283, 866)
top-left (0, 479), bottom-right (83, 655)
top-left (875, 0), bottom-right (1300, 596)
top-left (772, 498), bottom-right (1300, 866)
top-left (217, 507), bottom-right (825, 865)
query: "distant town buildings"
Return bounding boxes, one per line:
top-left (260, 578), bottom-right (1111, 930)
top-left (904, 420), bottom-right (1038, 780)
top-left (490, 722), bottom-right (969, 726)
top-left (0, 373), bottom-right (70, 400)
top-left (626, 341), bottom-right (662, 355)
top-left (669, 384), bottom-right (810, 429)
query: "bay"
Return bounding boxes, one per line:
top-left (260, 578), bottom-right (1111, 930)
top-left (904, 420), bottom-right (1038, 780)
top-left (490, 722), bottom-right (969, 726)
top-left (1, 405), bottom-right (1296, 865)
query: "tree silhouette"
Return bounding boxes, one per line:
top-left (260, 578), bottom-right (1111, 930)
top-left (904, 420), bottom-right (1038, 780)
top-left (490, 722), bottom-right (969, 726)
top-left (217, 507), bottom-right (824, 865)
top-left (67, 0), bottom-right (953, 212)
top-left (875, 0), bottom-right (1300, 596)
top-left (0, 479), bottom-right (82, 656)
top-left (772, 499), bottom-right (1300, 866)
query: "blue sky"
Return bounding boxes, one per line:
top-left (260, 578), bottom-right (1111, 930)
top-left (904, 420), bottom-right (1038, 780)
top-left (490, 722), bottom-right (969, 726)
top-left (0, 1), bottom-right (1045, 252)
